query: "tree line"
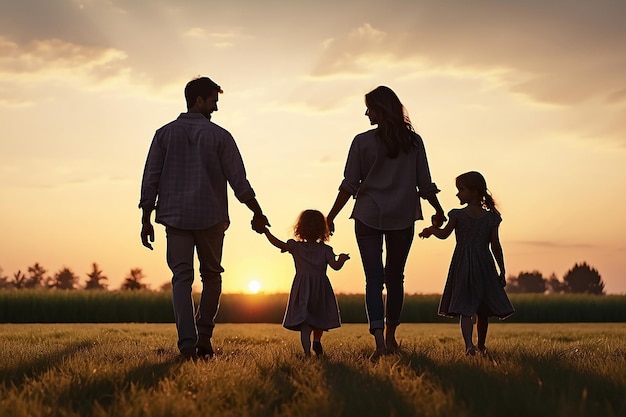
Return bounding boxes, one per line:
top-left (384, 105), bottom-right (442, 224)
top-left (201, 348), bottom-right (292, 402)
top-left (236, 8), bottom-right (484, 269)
top-left (0, 263), bottom-right (164, 292)
top-left (0, 261), bottom-right (606, 294)
top-left (505, 262), bottom-right (605, 295)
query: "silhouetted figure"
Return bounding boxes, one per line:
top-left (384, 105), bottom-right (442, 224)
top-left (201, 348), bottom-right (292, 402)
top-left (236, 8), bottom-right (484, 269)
top-left (327, 86), bottom-right (445, 359)
top-left (262, 210), bottom-right (349, 357)
top-left (420, 171), bottom-right (514, 355)
top-left (139, 76), bottom-right (269, 361)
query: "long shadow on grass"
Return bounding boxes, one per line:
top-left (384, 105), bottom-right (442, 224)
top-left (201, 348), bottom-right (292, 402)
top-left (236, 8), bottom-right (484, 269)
top-left (1, 340), bottom-right (94, 387)
top-left (2, 340), bottom-right (182, 414)
top-left (53, 356), bottom-right (181, 414)
top-left (401, 347), bottom-right (625, 417)
top-left (318, 357), bottom-right (418, 416)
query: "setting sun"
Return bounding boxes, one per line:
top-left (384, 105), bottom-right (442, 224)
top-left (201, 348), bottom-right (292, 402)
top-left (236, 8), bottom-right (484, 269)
top-left (247, 280), bottom-right (262, 294)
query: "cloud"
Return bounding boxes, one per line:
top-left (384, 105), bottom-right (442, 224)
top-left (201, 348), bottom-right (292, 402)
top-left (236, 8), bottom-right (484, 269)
top-left (311, 2), bottom-right (626, 108)
top-left (182, 27), bottom-right (251, 50)
top-left (511, 240), bottom-right (594, 249)
top-left (0, 36), bottom-right (134, 105)
top-left (308, 2), bottom-right (626, 146)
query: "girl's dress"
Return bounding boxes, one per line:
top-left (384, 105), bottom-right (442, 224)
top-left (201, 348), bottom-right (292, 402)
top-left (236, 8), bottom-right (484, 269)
top-left (282, 239), bottom-right (341, 331)
top-left (438, 208), bottom-right (515, 319)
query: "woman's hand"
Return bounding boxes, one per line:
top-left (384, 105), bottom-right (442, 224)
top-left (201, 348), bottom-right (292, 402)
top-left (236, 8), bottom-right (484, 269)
top-left (432, 212), bottom-right (446, 228)
top-left (327, 217), bottom-right (335, 236)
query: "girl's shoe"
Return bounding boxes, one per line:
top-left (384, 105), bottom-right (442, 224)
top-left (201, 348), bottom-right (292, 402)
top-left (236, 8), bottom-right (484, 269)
top-left (465, 345), bottom-right (477, 356)
top-left (477, 346), bottom-right (487, 356)
top-left (312, 341), bottom-right (324, 356)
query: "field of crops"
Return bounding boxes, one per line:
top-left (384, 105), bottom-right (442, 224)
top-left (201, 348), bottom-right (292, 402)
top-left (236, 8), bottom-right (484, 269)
top-left (1, 323), bottom-right (624, 417)
top-left (0, 290), bottom-right (625, 323)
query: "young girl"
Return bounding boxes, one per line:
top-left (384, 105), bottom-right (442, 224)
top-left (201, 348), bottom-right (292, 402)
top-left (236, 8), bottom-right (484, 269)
top-left (263, 209), bottom-right (350, 357)
top-left (420, 171), bottom-right (514, 355)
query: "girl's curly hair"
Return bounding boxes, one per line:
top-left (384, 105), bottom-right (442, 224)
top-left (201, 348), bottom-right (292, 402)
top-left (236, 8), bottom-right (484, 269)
top-left (293, 210), bottom-right (330, 242)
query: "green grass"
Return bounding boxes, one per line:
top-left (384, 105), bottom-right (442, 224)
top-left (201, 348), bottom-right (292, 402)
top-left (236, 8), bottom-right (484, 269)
top-left (1, 323), bottom-right (624, 417)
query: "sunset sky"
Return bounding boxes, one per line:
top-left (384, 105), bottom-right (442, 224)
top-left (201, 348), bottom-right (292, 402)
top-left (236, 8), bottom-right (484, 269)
top-left (1, 0), bottom-right (625, 295)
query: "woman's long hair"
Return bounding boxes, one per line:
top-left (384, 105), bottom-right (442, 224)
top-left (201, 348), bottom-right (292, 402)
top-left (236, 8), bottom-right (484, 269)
top-left (365, 86), bottom-right (416, 158)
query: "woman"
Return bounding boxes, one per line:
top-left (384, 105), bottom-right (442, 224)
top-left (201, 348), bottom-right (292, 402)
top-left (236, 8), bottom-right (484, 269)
top-left (327, 86), bottom-right (446, 358)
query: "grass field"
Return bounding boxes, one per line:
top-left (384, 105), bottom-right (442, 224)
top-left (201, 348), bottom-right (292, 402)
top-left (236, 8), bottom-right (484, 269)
top-left (1, 323), bottom-right (625, 417)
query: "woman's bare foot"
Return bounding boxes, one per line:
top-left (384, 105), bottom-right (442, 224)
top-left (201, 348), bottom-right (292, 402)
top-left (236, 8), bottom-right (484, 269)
top-left (369, 328), bottom-right (386, 360)
top-left (385, 325), bottom-right (398, 352)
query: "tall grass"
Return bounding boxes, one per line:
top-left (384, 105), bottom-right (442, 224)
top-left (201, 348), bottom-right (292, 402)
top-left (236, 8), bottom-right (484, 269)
top-left (0, 323), bottom-right (624, 417)
top-left (0, 290), bottom-right (625, 323)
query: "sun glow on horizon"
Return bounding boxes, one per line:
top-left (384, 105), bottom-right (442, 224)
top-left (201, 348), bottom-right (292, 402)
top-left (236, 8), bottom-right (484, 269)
top-left (247, 280), bottom-right (262, 294)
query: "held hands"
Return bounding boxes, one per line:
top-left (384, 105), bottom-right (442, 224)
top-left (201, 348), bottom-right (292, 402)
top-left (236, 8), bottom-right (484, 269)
top-left (431, 213), bottom-right (446, 228)
top-left (337, 253), bottom-right (350, 263)
top-left (327, 217), bottom-right (335, 236)
top-left (251, 212), bottom-right (270, 233)
top-left (419, 213), bottom-right (446, 239)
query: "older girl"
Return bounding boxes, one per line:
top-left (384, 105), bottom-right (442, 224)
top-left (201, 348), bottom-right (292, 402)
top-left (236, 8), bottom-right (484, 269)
top-left (420, 171), bottom-right (514, 355)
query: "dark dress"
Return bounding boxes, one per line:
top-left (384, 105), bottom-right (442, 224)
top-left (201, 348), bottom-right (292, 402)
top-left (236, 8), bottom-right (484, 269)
top-left (438, 208), bottom-right (515, 319)
top-left (282, 239), bottom-right (341, 331)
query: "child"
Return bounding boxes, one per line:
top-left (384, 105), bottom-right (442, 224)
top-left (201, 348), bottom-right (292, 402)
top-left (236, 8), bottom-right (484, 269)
top-left (419, 171), bottom-right (514, 355)
top-left (263, 209), bottom-right (350, 357)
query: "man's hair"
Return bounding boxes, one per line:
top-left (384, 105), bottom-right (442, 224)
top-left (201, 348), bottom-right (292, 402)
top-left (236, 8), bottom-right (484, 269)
top-left (184, 77), bottom-right (222, 109)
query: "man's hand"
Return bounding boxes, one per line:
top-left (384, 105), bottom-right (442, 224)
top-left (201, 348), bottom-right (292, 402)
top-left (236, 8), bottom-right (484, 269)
top-left (251, 213), bottom-right (270, 233)
top-left (141, 223), bottom-right (155, 250)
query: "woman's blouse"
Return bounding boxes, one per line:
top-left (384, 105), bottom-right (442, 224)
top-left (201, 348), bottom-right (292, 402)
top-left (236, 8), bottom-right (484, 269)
top-left (339, 129), bottom-right (439, 230)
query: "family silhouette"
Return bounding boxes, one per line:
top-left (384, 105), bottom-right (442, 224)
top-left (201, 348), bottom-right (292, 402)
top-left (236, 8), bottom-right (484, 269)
top-left (139, 76), bottom-right (513, 361)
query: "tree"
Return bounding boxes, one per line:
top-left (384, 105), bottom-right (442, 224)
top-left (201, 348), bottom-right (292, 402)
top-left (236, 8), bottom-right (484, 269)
top-left (51, 267), bottom-right (79, 290)
top-left (546, 273), bottom-right (564, 294)
top-left (562, 262), bottom-right (605, 295)
top-left (0, 266), bottom-right (11, 289)
top-left (24, 263), bottom-right (48, 289)
top-left (159, 281), bottom-right (172, 292)
top-left (506, 271), bottom-right (547, 293)
top-left (10, 270), bottom-right (27, 289)
top-left (121, 268), bottom-right (148, 291)
top-left (84, 263), bottom-right (108, 290)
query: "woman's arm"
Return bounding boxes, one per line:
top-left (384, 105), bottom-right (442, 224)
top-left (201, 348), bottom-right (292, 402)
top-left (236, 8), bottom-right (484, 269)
top-left (263, 228), bottom-right (289, 252)
top-left (424, 194), bottom-right (447, 226)
top-left (327, 189), bottom-right (351, 235)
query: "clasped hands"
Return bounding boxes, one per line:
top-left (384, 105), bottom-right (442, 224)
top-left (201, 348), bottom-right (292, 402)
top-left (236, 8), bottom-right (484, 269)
top-left (251, 212), bottom-right (270, 233)
top-left (419, 213), bottom-right (446, 239)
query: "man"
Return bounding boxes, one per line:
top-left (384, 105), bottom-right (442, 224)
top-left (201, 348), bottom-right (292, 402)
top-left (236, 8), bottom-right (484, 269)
top-left (139, 76), bottom-right (269, 361)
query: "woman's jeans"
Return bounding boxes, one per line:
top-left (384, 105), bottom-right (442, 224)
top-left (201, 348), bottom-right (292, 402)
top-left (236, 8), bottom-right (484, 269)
top-left (166, 223), bottom-right (225, 352)
top-left (355, 220), bottom-right (415, 334)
